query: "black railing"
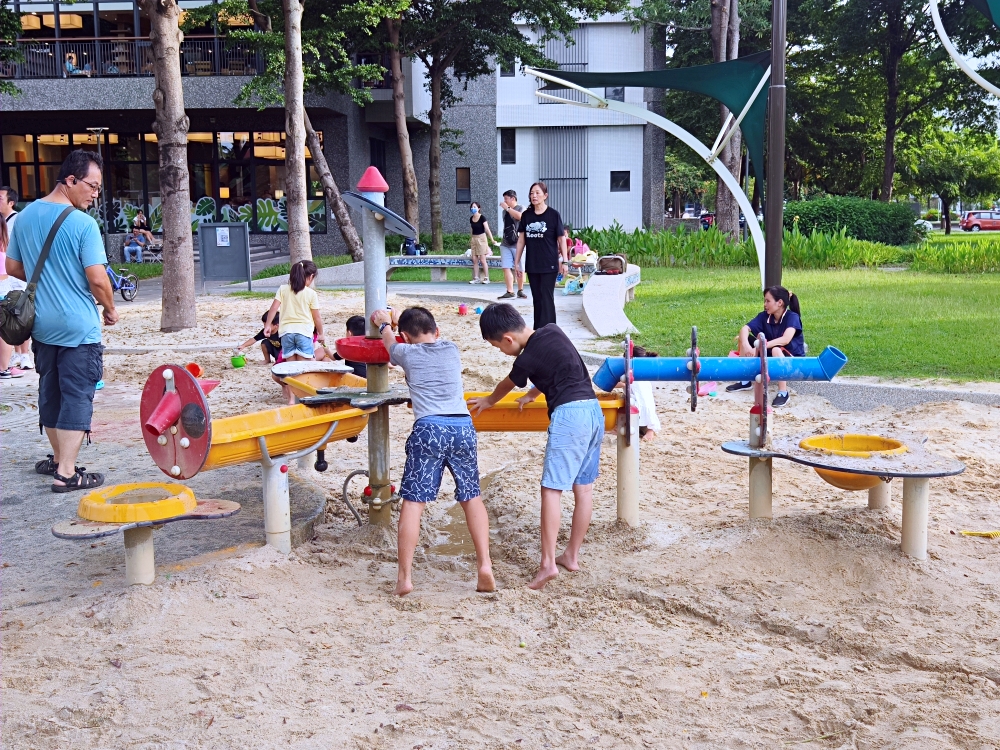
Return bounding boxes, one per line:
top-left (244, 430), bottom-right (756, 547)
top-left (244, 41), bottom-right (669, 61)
top-left (0, 38), bottom-right (263, 80)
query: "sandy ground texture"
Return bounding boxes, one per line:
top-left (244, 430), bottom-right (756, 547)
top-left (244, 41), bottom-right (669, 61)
top-left (2, 293), bottom-right (1000, 749)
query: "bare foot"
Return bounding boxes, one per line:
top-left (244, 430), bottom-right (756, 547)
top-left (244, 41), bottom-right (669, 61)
top-left (555, 552), bottom-right (579, 572)
top-left (477, 567), bottom-right (496, 593)
top-left (641, 430), bottom-right (656, 442)
top-left (528, 566), bottom-right (558, 590)
top-left (394, 580), bottom-right (413, 597)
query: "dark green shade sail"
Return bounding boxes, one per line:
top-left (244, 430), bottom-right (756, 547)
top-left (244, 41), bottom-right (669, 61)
top-left (537, 50), bottom-right (771, 179)
top-left (969, 0), bottom-right (1000, 28)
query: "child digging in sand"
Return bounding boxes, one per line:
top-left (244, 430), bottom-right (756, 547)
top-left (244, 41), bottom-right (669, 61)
top-left (469, 303), bottom-right (603, 590)
top-left (370, 306), bottom-right (494, 596)
top-left (263, 260), bottom-right (325, 405)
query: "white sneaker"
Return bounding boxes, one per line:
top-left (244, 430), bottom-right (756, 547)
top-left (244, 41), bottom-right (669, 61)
top-left (20, 353), bottom-right (33, 370)
top-left (481, 278), bottom-right (490, 284)
top-left (469, 278), bottom-right (480, 284)
top-left (9, 353), bottom-right (22, 368)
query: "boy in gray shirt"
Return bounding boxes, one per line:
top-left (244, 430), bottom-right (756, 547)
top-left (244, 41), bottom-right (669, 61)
top-left (371, 306), bottom-right (494, 596)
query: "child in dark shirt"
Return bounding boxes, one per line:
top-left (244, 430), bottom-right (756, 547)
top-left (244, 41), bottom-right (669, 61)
top-left (726, 285), bottom-right (805, 407)
top-left (469, 303), bottom-right (603, 591)
top-left (330, 314), bottom-right (369, 378)
top-left (237, 311), bottom-right (283, 364)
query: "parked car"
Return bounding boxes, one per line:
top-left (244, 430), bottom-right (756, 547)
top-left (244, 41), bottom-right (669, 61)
top-left (700, 212), bottom-right (715, 230)
top-left (959, 210), bottom-right (1000, 231)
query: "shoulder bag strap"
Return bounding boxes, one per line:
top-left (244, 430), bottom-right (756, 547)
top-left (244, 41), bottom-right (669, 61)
top-left (27, 205), bottom-right (77, 288)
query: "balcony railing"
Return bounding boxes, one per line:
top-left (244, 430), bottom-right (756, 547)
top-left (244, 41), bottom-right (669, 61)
top-left (0, 37), bottom-right (263, 80)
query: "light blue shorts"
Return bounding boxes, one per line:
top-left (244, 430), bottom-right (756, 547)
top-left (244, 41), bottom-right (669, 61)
top-left (500, 244), bottom-right (524, 271)
top-left (541, 399), bottom-right (605, 491)
top-left (280, 332), bottom-right (314, 359)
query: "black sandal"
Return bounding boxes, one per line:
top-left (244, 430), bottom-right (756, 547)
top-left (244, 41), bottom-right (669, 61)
top-left (51, 469), bottom-right (105, 493)
top-left (35, 454), bottom-right (57, 475)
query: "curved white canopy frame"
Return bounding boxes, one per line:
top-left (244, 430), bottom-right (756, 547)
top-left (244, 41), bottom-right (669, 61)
top-left (929, 0), bottom-right (1000, 97)
top-left (526, 67), bottom-right (767, 289)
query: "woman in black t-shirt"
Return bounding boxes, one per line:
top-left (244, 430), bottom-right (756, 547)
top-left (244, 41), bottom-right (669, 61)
top-left (515, 182), bottom-right (567, 328)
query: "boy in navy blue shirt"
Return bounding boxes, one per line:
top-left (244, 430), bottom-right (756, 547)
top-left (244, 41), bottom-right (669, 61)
top-left (726, 285), bottom-right (805, 407)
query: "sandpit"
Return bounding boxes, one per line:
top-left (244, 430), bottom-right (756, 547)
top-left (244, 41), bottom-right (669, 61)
top-left (2, 291), bottom-right (999, 748)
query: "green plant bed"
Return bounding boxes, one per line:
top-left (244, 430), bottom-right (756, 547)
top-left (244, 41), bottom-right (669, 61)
top-left (386, 232), bottom-right (472, 255)
top-left (624, 267), bottom-right (1000, 381)
top-left (913, 237), bottom-right (1000, 273)
top-left (112, 262), bottom-right (164, 280)
top-left (252, 254), bottom-right (354, 280)
top-left (389, 267), bottom-right (478, 283)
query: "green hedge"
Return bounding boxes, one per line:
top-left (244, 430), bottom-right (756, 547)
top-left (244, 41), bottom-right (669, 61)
top-left (784, 197), bottom-right (918, 246)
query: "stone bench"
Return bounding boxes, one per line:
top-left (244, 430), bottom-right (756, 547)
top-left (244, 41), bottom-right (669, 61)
top-left (387, 254), bottom-right (503, 282)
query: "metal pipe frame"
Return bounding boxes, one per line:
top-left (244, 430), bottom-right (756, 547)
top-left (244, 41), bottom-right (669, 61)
top-left (929, 0), bottom-right (1000, 98)
top-left (527, 67), bottom-right (768, 289)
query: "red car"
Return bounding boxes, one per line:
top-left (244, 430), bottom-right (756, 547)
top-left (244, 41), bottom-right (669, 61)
top-left (960, 210), bottom-right (1000, 231)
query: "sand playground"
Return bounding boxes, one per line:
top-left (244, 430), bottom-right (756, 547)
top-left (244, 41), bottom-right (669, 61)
top-left (2, 290), bottom-right (999, 749)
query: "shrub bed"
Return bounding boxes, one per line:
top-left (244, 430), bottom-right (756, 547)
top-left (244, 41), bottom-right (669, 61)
top-left (783, 197), bottom-right (918, 246)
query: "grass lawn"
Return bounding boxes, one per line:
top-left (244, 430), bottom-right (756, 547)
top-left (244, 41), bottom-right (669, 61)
top-left (625, 267), bottom-right (1000, 381)
top-left (112, 262), bottom-right (164, 280)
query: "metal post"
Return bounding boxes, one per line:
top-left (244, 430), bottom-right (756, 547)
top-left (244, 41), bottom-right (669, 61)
top-left (900, 477), bottom-right (930, 560)
top-left (360, 186), bottom-right (393, 527)
top-left (868, 480), bottom-right (891, 510)
top-left (764, 0), bottom-right (786, 288)
top-left (616, 411), bottom-right (640, 526)
top-left (261, 458), bottom-right (291, 553)
top-left (123, 527), bottom-right (156, 585)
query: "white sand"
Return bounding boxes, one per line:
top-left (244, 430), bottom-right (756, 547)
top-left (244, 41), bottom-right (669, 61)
top-left (3, 293), bottom-right (1000, 748)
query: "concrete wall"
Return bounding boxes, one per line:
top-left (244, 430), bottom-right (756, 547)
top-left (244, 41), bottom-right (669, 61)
top-left (587, 126), bottom-right (644, 230)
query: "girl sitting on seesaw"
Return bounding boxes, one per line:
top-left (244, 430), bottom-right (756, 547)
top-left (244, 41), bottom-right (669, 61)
top-left (725, 285), bottom-right (805, 408)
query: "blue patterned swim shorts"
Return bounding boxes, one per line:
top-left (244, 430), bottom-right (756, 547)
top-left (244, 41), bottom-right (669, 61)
top-left (399, 415), bottom-right (481, 503)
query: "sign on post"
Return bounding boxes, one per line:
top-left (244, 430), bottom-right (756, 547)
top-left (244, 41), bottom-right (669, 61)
top-left (198, 222), bottom-right (252, 293)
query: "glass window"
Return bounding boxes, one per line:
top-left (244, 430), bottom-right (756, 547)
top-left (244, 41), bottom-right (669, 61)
top-left (6, 164), bottom-right (37, 201)
top-left (219, 162), bottom-right (254, 225)
top-left (145, 163), bottom-right (161, 228)
top-left (605, 87), bottom-right (624, 102)
top-left (98, 2), bottom-right (135, 37)
top-left (36, 134), bottom-right (72, 163)
top-left (500, 54), bottom-right (515, 76)
top-left (189, 162), bottom-right (216, 201)
top-left (3, 134), bottom-right (34, 164)
top-left (109, 162), bottom-right (144, 232)
top-left (55, 4), bottom-right (96, 37)
top-left (109, 134), bottom-right (143, 161)
top-left (253, 132), bottom-right (285, 160)
top-left (18, 10), bottom-right (49, 40)
top-left (308, 165), bottom-right (323, 198)
top-left (38, 164), bottom-right (61, 195)
top-left (610, 170), bottom-right (630, 192)
top-left (143, 133), bottom-right (158, 163)
top-left (187, 132), bottom-right (215, 161)
top-left (369, 138), bottom-right (386, 176)
top-left (218, 132), bottom-right (251, 160)
top-left (500, 128), bottom-right (515, 164)
top-left (456, 167), bottom-right (471, 203)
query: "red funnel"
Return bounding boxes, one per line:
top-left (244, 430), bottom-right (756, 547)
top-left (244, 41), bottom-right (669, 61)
top-left (334, 335), bottom-right (404, 364)
top-left (198, 379), bottom-right (220, 396)
top-left (143, 390), bottom-right (181, 437)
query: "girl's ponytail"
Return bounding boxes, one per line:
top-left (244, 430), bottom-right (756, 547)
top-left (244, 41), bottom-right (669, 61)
top-left (289, 260), bottom-right (318, 293)
top-left (788, 292), bottom-right (800, 315)
top-left (766, 285), bottom-right (800, 316)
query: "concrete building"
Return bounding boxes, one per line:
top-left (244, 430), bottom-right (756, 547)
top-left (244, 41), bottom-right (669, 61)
top-left (1, 1), bottom-right (663, 258)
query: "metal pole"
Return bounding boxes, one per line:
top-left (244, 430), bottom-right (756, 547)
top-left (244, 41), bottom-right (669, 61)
top-left (900, 477), bottom-right (930, 560)
top-left (123, 527), bottom-right (156, 585)
top-left (764, 0), bottom-right (786, 288)
top-left (361, 188), bottom-right (393, 527)
top-left (868, 480), bottom-right (891, 510)
top-left (616, 411), bottom-right (640, 526)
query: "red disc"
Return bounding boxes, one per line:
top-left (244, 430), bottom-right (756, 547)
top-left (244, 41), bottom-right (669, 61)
top-left (140, 364), bottom-right (212, 480)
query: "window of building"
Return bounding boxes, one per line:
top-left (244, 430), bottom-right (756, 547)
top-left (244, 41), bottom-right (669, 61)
top-left (500, 54), bottom-right (515, 76)
top-left (500, 129), bottom-right (516, 164)
top-left (0, 129), bottom-right (326, 234)
top-left (610, 170), bottom-right (630, 192)
top-left (456, 167), bottom-right (471, 203)
top-left (605, 86), bottom-right (624, 102)
top-left (370, 137), bottom-right (386, 176)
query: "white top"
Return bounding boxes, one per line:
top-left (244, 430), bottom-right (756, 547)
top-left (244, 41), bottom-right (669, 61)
top-left (632, 381), bottom-right (661, 432)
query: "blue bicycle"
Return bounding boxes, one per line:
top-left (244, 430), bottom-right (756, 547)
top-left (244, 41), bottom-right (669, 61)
top-left (106, 265), bottom-right (138, 302)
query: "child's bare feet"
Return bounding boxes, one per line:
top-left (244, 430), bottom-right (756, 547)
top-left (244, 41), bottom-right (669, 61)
top-left (528, 565), bottom-right (558, 590)
top-left (555, 552), bottom-right (579, 571)
top-left (394, 579), bottom-right (413, 597)
top-left (477, 566), bottom-right (496, 592)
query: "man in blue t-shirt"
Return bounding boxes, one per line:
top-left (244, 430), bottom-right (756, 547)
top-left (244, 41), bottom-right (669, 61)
top-left (6, 150), bottom-right (118, 492)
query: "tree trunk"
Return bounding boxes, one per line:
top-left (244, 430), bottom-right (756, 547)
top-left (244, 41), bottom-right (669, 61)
top-left (879, 9), bottom-right (903, 202)
top-left (141, 0), bottom-right (195, 332)
top-left (304, 111), bottom-right (364, 261)
top-left (386, 18), bottom-right (420, 235)
top-left (428, 68), bottom-right (444, 253)
top-left (283, 0), bottom-right (310, 264)
top-left (941, 197), bottom-right (951, 235)
top-left (751, 175), bottom-right (761, 216)
top-left (711, 0), bottom-right (742, 240)
top-left (672, 189), bottom-right (682, 219)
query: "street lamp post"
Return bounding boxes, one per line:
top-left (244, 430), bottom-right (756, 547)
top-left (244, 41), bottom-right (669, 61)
top-left (86, 126), bottom-right (110, 254)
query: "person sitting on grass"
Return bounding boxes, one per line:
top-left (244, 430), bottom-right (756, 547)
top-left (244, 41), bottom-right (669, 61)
top-left (236, 310), bottom-right (283, 364)
top-left (469, 303), bottom-right (603, 591)
top-left (263, 260), bottom-right (325, 405)
top-left (726, 285), bottom-right (805, 407)
top-left (370, 305), bottom-right (494, 597)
